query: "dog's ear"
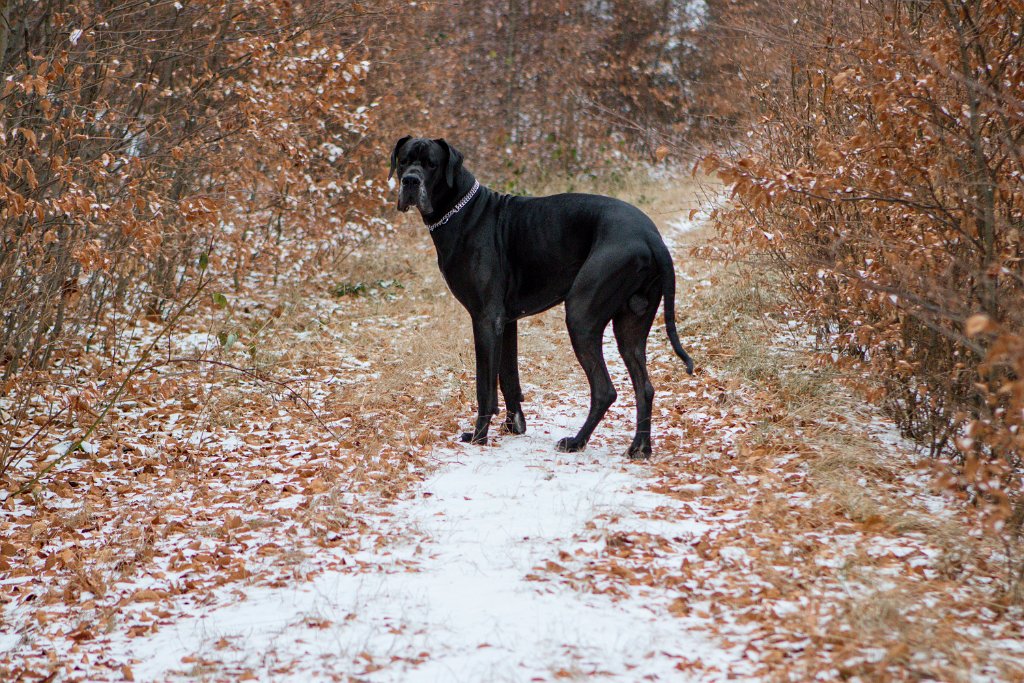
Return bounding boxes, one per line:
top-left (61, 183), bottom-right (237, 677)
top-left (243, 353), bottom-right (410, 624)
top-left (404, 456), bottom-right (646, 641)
top-left (388, 135), bottom-right (412, 180)
top-left (435, 138), bottom-right (463, 187)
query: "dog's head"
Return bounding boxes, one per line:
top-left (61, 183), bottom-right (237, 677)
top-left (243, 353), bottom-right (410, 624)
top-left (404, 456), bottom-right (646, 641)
top-left (388, 136), bottom-right (464, 215)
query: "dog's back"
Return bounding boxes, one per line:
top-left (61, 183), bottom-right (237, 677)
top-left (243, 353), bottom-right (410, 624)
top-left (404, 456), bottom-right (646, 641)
top-left (496, 192), bottom-right (663, 317)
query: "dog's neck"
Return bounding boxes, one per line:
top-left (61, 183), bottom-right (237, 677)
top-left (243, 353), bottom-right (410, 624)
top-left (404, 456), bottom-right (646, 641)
top-left (419, 170), bottom-right (478, 228)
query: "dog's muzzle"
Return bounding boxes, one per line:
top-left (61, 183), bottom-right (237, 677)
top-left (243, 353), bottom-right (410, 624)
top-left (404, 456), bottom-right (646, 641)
top-left (398, 174), bottom-right (432, 214)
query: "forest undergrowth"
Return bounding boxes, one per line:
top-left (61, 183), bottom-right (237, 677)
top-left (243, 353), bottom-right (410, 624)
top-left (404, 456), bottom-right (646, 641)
top-left (0, 208), bottom-right (476, 678)
top-left (2, 0), bottom-right (1022, 679)
top-left (2, 173), bottom-right (1021, 681)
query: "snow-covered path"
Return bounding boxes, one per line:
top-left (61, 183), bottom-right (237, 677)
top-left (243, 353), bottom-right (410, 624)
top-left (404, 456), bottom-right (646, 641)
top-left (6, 179), bottom-right (1017, 681)
top-left (93, 187), bottom-right (750, 681)
top-left (111, 406), bottom-right (745, 681)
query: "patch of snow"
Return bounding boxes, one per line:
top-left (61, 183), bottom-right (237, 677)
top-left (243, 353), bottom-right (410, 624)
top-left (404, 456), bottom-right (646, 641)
top-left (664, 192), bottom-right (728, 249)
top-left (102, 415), bottom-right (749, 681)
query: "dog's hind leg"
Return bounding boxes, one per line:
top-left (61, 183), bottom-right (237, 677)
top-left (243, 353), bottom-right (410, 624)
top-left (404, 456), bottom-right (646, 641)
top-left (558, 290), bottom-right (621, 453)
top-left (557, 321), bottom-right (614, 452)
top-left (499, 320), bottom-right (526, 434)
top-left (613, 288), bottom-right (660, 460)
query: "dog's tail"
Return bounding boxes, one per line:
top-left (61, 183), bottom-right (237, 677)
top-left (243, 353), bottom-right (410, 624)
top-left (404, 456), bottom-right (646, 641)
top-left (653, 241), bottom-right (695, 375)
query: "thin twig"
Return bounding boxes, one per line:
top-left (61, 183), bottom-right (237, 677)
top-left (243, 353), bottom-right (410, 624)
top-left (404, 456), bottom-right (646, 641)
top-left (144, 356), bottom-right (346, 442)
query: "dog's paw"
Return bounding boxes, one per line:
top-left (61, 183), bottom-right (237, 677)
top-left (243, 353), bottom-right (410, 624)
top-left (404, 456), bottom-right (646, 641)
top-left (460, 432), bottom-right (488, 445)
top-left (556, 436), bottom-right (586, 453)
top-left (625, 444), bottom-right (652, 461)
top-left (502, 411), bottom-right (527, 435)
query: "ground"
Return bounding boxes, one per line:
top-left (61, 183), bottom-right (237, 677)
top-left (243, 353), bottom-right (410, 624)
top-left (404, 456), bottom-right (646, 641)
top-left (1, 174), bottom-right (1022, 681)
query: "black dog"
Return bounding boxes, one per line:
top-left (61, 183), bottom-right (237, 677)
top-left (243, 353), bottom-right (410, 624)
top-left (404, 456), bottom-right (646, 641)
top-left (390, 136), bottom-right (694, 459)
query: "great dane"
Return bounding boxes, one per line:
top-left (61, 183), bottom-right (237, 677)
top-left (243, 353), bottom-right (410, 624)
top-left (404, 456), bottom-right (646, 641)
top-left (390, 136), bottom-right (694, 459)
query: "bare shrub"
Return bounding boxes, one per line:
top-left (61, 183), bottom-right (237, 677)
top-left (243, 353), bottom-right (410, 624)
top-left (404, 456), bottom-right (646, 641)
top-left (705, 0), bottom-right (1024, 591)
top-left (373, 0), bottom-right (711, 183)
top-left (0, 1), bottom-right (387, 482)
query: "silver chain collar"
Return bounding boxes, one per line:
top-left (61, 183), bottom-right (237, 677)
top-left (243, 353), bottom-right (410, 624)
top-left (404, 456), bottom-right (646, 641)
top-left (426, 180), bottom-right (480, 232)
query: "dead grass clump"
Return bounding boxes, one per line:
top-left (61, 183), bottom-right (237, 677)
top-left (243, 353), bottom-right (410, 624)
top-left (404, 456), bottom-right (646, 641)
top-left (808, 449), bottom-right (893, 523)
top-left (830, 585), bottom-right (975, 682)
top-left (55, 501), bottom-right (96, 533)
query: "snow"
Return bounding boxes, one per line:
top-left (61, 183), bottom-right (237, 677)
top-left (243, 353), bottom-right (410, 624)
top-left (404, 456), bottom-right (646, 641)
top-left (663, 191), bottom-right (727, 250)
top-left (53, 187), bottom-right (751, 680)
top-left (667, 214), bottom-right (704, 236)
top-left (100, 415), bottom-right (746, 681)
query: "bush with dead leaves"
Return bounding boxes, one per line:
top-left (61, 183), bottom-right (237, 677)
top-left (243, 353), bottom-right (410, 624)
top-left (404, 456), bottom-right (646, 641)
top-left (0, 1), bottom-right (385, 482)
top-left (706, 0), bottom-right (1024, 593)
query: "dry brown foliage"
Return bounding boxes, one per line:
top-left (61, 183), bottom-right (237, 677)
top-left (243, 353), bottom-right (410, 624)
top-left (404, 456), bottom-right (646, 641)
top-left (1, 1), bottom-right (388, 481)
top-left (705, 0), bottom-right (1024, 590)
top-left (372, 0), bottom-right (711, 183)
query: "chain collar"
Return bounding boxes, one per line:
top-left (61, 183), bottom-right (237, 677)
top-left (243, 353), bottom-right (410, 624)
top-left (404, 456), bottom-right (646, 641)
top-left (426, 180), bottom-right (480, 232)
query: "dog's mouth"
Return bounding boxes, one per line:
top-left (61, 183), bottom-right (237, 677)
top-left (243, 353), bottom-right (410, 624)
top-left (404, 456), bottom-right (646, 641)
top-left (398, 179), bottom-right (432, 215)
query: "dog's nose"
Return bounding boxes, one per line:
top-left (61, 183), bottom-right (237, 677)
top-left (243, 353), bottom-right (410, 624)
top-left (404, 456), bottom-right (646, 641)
top-left (401, 175), bottom-right (421, 187)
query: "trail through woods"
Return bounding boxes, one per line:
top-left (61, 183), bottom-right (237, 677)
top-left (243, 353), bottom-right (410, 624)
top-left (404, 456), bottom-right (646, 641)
top-left (3, 177), bottom-right (1022, 681)
top-left (94, 412), bottom-right (746, 681)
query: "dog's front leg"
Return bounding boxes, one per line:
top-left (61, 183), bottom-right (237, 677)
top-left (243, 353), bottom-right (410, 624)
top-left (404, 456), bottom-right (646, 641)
top-left (460, 316), bottom-right (503, 445)
top-left (499, 320), bottom-right (526, 434)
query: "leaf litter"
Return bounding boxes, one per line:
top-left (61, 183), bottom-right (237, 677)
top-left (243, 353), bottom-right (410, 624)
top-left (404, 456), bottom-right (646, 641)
top-left (2, 177), bottom-right (1022, 681)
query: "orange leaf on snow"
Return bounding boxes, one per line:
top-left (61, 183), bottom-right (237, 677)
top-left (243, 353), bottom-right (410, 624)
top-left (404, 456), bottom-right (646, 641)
top-left (304, 479), bottom-right (329, 495)
top-left (131, 589), bottom-right (164, 602)
top-left (668, 597), bottom-right (690, 617)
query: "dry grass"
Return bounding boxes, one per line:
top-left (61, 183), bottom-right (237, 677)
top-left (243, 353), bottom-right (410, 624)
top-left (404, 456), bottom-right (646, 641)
top-left (179, 219), bottom-right (480, 476)
top-left (687, 258), bottom-right (1017, 680)
top-left (314, 235), bottom-right (475, 457)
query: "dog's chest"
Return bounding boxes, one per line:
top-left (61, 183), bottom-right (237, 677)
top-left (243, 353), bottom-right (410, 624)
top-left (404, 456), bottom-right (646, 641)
top-left (434, 232), bottom-right (507, 310)
top-left (437, 253), bottom-right (494, 308)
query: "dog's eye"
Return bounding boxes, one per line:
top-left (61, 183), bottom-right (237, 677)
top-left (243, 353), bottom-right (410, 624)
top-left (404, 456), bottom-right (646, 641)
top-left (426, 159), bottom-right (437, 168)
